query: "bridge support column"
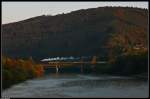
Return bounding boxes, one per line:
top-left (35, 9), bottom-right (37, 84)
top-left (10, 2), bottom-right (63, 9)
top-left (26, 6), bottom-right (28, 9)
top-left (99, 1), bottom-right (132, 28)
top-left (56, 65), bottom-right (59, 73)
top-left (81, 64), bottom-right (83, 73)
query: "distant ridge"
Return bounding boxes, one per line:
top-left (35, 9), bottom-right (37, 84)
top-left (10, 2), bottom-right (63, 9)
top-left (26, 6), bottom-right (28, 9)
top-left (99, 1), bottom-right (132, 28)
top-left (2, 7), bottom-right (148, 60)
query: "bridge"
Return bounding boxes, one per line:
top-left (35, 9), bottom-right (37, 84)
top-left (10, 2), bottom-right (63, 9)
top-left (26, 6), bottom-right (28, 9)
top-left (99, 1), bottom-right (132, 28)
top-left (40, 56), bottom-right (107, 73)
top-left (41, 61), bottom-right (107, 68)
top-left (41, 56), bottom-right (107, 72)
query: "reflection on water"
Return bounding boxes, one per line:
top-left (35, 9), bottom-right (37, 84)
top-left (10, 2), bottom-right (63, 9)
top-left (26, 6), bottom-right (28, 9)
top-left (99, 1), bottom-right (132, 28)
top-left (2, 73), bottom-right (149, 98)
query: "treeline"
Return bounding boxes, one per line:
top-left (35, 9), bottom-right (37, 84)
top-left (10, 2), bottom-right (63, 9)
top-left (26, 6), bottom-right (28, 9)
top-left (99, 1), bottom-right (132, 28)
top-left (2, 57), bottom-right (44, 89)
top-left (90, 48), bottom-right (148, 76)
top-left (108, 51), bottom-right (148, 75)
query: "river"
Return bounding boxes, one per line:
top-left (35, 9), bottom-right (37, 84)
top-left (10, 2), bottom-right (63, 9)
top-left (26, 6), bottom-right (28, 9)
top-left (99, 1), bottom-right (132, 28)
top-left (2, 73), bottom-right (149, 98)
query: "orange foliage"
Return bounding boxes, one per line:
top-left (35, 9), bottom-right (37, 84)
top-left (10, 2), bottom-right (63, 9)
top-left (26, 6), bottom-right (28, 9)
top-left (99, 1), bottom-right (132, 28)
top-left (115, 8), bottom-right (125, 19)
top-left (2, 57), bottom-right (44, 79)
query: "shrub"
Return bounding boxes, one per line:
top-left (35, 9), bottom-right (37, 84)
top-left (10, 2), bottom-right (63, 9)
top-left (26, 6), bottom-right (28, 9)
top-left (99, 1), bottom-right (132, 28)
top-left (2, 57), bottom-right (44, 89)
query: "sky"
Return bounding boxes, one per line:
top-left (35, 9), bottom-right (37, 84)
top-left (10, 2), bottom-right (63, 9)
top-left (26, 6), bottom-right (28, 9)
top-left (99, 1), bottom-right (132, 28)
top-left (2, 1), bottom-right (148, 24)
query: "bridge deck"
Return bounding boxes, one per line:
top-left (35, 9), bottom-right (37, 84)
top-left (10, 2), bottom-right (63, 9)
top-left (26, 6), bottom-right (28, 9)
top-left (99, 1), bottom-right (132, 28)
top-left (40, 61), bottom-right (107, 68)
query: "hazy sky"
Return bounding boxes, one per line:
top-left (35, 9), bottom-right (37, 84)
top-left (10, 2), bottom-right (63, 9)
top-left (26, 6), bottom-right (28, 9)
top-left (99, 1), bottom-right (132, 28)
top-left (2, 1), bottom-right (148, 24)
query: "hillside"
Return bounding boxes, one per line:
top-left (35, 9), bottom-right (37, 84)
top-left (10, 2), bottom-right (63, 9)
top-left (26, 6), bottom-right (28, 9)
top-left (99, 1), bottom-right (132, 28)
top-left (2, 7), bottom-right (148, 60)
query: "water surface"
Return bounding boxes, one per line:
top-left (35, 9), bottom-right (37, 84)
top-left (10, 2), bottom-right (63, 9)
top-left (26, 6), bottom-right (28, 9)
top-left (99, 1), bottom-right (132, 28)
top-left (2, 73), bottom-right (149, 98)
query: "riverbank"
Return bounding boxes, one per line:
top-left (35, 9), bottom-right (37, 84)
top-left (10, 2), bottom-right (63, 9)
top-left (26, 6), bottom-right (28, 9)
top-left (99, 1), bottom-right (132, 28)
top-left (132, 73), bottom-right (148, 80)
top-left (2, 57), bottom-right (44, 89)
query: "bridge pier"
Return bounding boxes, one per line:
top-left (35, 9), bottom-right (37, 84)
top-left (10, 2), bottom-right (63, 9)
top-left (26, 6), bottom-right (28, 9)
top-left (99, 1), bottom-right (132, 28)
top-left (81, 64), bottom-right (83, 73)
top-left (56, 65), bottom-right (59, 73)
top-left (56, 63), bottom-right (61, 73)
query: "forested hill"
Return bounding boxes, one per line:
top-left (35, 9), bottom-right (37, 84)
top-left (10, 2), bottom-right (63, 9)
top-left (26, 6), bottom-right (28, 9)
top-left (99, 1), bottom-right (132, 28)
top-left (2, 7), bottom-right (148, 60)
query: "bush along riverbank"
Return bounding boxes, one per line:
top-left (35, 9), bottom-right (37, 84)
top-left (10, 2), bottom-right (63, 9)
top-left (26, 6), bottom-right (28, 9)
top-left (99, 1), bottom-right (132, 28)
top-left (2, 56), bottom-right (44, 89)
top-left (107, 51), bottom-right (148, 77)
top-left (90, 51), bottom-right (148, 78)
